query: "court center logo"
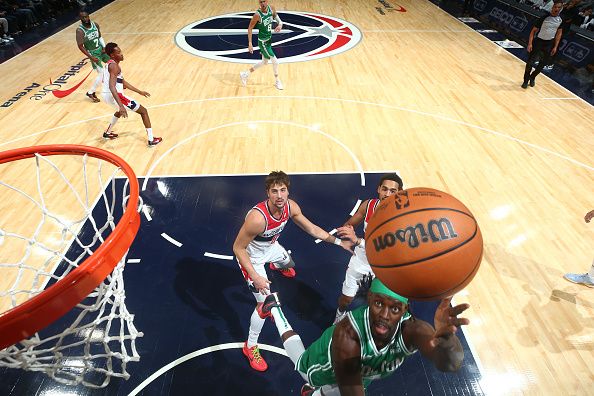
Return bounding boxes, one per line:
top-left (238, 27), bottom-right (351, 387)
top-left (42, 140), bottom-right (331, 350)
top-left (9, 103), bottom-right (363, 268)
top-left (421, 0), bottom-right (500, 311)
top-left (175, 11), bottom-right (362, 64)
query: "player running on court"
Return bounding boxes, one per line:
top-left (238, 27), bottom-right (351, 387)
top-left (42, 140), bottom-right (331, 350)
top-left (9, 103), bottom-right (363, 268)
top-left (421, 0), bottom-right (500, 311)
top-left (240, 0), bottom-right (284, 90)
top-left (76, 11), bottom-right (108, 103)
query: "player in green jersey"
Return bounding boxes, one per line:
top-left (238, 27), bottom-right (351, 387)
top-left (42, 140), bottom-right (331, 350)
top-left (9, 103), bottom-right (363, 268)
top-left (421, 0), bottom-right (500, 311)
top-left (258, 277), bottom-right (470, 396)
top-left (240, 0), bottom-right (284, 90)
top-left (76, 11), bottom-right (109, 103)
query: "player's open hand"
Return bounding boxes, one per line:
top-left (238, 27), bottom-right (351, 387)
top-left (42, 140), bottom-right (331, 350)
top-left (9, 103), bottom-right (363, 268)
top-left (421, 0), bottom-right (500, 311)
top-left (336, 225), bottom-right (357, 244)
top-left (139, 91), bottom-right (150, 98)
top-left (248, 43), bottom-right (254, 54)
top-left (431, 297), bottom-right (470, 345)
top-left (118, 105), bottom-right (128, 118)
top-left (274, 24), bottom-right (282, 33)
top-left (253, 274), bottom-right (271, 294)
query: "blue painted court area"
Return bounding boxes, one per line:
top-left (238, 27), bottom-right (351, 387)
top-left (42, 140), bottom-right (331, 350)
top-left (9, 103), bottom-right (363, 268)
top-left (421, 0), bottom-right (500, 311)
top-left (0, 173), bottom-right (483, 395)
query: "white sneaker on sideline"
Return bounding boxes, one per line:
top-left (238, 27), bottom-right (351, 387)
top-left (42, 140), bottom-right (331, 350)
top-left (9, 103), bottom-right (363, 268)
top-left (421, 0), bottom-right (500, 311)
top-left (563, 273), bottom-right (594, 288)
top-left (275, 79), bottom-right (284, 90)
top-left (240, 71), bottom-right (249, 86)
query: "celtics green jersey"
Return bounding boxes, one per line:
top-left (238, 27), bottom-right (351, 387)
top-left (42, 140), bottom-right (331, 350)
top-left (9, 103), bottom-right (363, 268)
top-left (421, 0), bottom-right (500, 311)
top-left (296, 306), bottom-right (416, 388)
top-left (79, 21), bottom-right (101, 52)
top-left (256, 5), bottom-right (273, 42)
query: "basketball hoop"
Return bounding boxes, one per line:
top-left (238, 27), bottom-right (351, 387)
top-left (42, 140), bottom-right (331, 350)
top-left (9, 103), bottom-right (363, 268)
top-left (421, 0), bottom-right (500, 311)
top-left (0, 145), bottom-right (143, 387)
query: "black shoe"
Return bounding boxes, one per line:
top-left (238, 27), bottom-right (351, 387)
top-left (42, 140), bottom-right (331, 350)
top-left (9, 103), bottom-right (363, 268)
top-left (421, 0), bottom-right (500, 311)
top-left (260, 293), bottom-right (281, 317)
top-left (103, 132), bottom-right (118, 139)
top-left (529, 79), bottom-right (535, 87)
top-left (86, 92), bottom-right (100, 103)
top-left (521, 82), bottom-right (528, 89)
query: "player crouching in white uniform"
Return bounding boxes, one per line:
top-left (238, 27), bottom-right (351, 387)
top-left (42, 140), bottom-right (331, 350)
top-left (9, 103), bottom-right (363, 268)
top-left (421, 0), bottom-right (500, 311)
top-left (101, 42), bottom-right (162, 146)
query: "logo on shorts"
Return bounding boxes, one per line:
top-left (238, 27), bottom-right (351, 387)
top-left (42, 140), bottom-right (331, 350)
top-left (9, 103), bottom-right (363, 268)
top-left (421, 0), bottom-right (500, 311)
top-left (174, 11), bottom-right (362, 64)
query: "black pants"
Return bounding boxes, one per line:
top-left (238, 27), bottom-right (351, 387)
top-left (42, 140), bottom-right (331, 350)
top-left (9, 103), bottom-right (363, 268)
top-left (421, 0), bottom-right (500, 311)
top-left (523, 38), bottom-right (554, 82)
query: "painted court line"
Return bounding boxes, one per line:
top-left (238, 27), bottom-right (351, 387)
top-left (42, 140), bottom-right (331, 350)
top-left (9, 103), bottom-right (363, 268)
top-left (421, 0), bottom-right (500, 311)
top-left (161, 233), bottom-right (183, 247)
top-left (204, 252), bottom-right (234, 260)
top-left (128, 342), bottom-right (287, 396)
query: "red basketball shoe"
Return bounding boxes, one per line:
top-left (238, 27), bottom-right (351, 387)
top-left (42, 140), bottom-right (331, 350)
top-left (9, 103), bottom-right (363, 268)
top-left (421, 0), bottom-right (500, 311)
top-left (269, 262), bottom-right (296, 278)
top-left (242, 342), bottom-right (268, 371)
top-left (257, 292), bottom-right (281, 319)
top-left (148, 137), bottom-right (162, 146)
top-left (301, 384), bottom-right (315, 396)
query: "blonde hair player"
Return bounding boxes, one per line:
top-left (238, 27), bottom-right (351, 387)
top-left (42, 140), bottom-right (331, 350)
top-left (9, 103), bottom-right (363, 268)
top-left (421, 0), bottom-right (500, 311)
top-left (240, 0), bottom-right (284, 90)
top-left (101, 42), bottom-right (162, 146)
top-left (233, 171), bottom-right (354, 372)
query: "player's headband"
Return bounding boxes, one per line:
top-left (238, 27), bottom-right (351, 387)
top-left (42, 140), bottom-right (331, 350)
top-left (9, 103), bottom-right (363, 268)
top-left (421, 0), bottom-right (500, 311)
top-left (370, 278), bottom-right (409, 304)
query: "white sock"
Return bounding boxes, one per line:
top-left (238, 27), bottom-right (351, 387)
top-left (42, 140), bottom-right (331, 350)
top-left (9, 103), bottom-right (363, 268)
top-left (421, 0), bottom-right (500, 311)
top-left (247, 308), bottom-right (266, 347)
top-left (252, 59), bottom-right (268, 72)
top-left (88, 68), bottom-right (102, 94)
top-left (146, 127), bottom-right (154, 141)
top-left (588, 259), bottom-right (594, 279)
top-left (282, 334), bottom-right (305, 366)
top-left (105, 115), bottom-right (118, 134)
top-left (272, 57), bottom-right (279, 78)
top-left (271, 306), bottom-right (292, 336)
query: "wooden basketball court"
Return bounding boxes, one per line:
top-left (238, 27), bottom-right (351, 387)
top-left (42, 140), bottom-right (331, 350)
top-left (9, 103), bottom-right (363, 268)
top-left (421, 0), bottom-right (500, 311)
top-left (0, 0), bottom-right (592, 394)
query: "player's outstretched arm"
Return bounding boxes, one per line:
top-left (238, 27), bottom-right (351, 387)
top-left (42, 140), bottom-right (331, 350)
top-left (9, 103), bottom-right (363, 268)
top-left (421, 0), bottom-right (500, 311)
top-left (403, 297), bottom-right (470, 372)
top-left (122, 80), bottom-right (150, 97)
top-left (331, 320), bottom-right (366, 396)
top-left (290, 199), bottom-right (354, 252)
top-left (344, 199), bottom-right (368, 228)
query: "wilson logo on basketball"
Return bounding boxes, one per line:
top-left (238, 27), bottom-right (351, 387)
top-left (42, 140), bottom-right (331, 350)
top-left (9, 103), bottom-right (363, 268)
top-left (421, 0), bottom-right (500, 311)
top-left (372, 218), bottom-right (459, 251)
top-left (175, 11), bottom-right (362, 64)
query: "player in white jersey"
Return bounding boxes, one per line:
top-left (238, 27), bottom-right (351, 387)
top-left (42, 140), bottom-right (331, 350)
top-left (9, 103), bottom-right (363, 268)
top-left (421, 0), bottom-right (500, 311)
top-left (333, 173), bottom-right (403, 324)
top-left (233, 171), bottom-right (354, 372)
top-left (101, 42), bottom-right (162, 146)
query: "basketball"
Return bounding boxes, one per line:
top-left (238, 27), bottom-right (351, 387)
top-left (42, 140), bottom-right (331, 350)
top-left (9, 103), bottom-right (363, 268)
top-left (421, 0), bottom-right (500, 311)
top-left (364, 187), bottom-right (483, 301)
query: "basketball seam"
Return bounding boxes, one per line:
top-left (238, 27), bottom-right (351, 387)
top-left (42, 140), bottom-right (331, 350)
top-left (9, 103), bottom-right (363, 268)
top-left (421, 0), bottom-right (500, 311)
top-left (404, 243), bottom-right (483, 300)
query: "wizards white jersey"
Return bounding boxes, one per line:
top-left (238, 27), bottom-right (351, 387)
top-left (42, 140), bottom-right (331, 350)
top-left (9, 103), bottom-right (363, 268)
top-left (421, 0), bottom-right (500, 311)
top-left (102, 60), bottom-right (124, 93)
top-left (246, 200), bottom-right (291, 257)
top-left (363, 198), bottom-right (380, 233)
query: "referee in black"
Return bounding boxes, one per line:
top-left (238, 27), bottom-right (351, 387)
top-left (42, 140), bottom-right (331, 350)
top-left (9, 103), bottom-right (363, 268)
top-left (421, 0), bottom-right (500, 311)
top-left (522, 0), bottom-right (565, 89)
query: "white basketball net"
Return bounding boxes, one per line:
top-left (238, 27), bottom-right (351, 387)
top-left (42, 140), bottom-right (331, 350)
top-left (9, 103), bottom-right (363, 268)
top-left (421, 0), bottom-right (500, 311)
top-left (0, 152), bottom-right (142, 388)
